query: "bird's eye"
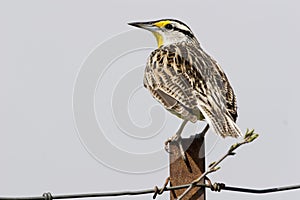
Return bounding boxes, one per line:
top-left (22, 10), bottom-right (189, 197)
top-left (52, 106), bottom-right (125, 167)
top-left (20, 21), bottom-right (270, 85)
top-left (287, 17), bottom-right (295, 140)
top-left (165, 24), bottom-right (173, 30)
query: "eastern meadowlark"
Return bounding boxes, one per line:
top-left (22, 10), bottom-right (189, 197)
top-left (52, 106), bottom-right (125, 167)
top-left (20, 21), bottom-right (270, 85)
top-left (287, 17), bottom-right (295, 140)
top-left (128, 19), bottom-right (241, 159)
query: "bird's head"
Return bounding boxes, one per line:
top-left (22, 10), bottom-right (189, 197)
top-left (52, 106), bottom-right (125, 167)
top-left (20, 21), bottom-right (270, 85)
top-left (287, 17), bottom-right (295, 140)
top-left (128, 19), bottom-right (197, 48)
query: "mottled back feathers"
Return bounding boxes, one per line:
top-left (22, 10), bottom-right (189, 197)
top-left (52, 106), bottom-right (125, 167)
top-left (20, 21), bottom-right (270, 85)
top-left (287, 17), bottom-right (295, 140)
top-left (144, 41), bottom-right (241, 137)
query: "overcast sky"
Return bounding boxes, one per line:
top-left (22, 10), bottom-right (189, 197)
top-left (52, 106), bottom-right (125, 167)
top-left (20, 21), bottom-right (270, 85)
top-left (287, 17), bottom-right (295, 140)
top-left (1, 1), bottom-right (300, 200)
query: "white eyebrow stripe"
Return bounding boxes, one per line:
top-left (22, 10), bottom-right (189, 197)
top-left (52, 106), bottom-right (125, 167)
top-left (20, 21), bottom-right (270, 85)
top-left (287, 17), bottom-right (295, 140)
top-left (175, 23), bottom-right (191, 32)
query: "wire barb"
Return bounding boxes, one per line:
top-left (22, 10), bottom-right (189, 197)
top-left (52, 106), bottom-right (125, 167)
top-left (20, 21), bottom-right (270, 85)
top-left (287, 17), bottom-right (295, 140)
top-left (42, 192), bottom-right (53, 200)
top-left (206, 178), bottom-right (225, 192)
top-left (153, 177), bottom-right (170, 199)
top-left (210, 183), bottom-right (225, 192)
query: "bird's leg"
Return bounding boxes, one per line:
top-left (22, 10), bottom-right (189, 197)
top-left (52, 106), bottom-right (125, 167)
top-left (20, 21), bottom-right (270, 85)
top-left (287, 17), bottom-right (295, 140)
top-left (164, 119), bottom-right (189, 162)
top-left (198, 124), bottom-right (209, 138)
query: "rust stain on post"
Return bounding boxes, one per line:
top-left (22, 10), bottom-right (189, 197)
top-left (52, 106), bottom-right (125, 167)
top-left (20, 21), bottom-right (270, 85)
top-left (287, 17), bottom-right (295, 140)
top-left (169, 136), bottom-right (205, 200)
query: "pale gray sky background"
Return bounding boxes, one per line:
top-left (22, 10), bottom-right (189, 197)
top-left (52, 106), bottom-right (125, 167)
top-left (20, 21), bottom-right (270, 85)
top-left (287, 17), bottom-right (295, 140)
top-left (1, 0), bottom-right (300, 200)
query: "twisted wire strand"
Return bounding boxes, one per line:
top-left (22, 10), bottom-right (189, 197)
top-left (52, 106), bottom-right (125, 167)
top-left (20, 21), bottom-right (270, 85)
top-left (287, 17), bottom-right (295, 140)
top-left (0, 183), bottom-right (299, 200)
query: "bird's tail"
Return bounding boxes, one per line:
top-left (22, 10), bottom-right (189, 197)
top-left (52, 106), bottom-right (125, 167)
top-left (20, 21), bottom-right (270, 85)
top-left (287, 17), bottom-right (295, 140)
top-left (199, 105), bottom-right (242, 138)
top-left (223, 115), bottom-right (242, 138)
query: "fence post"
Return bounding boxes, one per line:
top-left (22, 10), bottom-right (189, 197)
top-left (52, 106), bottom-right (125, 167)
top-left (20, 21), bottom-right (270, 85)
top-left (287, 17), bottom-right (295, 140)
top-left (169, 135), bottom-right (206, 200)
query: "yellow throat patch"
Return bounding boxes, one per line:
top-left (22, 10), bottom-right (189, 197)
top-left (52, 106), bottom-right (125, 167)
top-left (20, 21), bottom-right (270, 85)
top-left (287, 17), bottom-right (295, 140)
top-left (152, 32), bottom-right (163, 48)
top-left (152, 20), bottom-right (171, 48)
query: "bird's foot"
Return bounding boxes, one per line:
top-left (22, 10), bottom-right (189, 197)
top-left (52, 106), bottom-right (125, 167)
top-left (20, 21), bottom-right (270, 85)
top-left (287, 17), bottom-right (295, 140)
top-left (164, 135), bottom-right (187, 163)
top-left (164, 134), bottom-right (179, 153)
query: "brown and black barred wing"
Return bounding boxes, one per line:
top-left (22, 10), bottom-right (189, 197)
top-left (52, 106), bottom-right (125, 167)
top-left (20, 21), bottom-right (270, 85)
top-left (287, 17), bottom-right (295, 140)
top-left (185, 42), bottom-right (241, 137)
top-left (144, 42), bottom-right (241, 138)
top-left (144, 47), bottom-right (204, 123)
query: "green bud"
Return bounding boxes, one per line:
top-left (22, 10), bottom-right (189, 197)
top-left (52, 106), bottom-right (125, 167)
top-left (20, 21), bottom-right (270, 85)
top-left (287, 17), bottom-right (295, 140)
top-left (247, 133), bottom-right (259, 143)
top-left (208, 161), bottom-right (216, 168)
top-left (230, 143), bottom-right (240, 151)
top-left (244, 129), bottom-right (255, 139)
top-left (212, 166), bottom-right (221, 172)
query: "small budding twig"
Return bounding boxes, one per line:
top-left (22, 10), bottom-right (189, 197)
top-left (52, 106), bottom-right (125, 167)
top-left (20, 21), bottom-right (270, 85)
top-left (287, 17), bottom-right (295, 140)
top-left (177, 129), bottom-right (259, 200)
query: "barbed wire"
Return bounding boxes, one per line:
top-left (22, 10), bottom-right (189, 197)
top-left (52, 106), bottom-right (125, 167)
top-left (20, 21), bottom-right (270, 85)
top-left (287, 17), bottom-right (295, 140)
top-left (1, 182), bottom-right (299, 200)
top-left (2, 131), bottom-right (299, 199)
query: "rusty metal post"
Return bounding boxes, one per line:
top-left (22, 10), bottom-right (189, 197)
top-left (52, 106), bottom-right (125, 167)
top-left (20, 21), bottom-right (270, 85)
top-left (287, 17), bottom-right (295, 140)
top-left (169, 135), bottom-right (205, 200)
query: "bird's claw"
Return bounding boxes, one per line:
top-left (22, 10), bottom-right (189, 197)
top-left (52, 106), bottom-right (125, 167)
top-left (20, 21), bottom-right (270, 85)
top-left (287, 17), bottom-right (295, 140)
top-left (164, 139), bottom-right (172, 153)
top-left (164, 135), bottom-right (187, 164)
top-left (164, 135), bottom-right (180, 153)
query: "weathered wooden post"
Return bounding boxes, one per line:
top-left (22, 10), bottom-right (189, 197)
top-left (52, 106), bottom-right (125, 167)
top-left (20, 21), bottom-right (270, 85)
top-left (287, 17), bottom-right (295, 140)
top-left (169, 135), bottom-right (206, 200)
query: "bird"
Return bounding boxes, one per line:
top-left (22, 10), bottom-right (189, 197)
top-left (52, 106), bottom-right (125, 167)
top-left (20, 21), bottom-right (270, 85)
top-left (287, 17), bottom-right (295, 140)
top-left (128, 19), bottom-right (242, 160)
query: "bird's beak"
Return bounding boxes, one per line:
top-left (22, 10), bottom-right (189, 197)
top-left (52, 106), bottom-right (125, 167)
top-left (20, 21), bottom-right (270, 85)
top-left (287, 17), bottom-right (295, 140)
top-left (128, 21), bottom-right (158, 32)
top-left (128, 21), bottom-right (164, 47)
